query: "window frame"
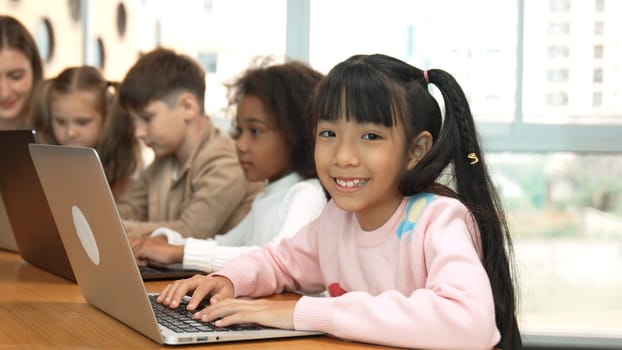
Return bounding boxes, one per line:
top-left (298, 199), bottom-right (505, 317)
top-left (285, 0), bottom-right (622, 153)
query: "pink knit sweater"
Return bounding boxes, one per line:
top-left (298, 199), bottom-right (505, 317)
top-left (216, 193), bottom-right (501, 349)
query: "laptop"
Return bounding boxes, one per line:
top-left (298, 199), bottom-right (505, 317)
top-left (29, 144), bottom-right (321, 345)
top-left (0, 130), bottom-right (198, 281)
top-left (0, 193), bottom-right (18, 252)
top-left (0, 130), bottom-right (75, 281)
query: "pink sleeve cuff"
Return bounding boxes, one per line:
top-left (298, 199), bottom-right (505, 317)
top-left (293, 295), bottom-right (335, 332)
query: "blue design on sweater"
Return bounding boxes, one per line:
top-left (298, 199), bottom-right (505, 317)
top-left (396, 193), bottom-right (436, 238)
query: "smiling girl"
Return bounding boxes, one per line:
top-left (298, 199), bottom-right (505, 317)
top-left (156, 54), bottom-right (521, 350)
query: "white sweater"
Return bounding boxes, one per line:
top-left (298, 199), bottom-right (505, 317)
top-left (151, 173), bottom-right (327, 272)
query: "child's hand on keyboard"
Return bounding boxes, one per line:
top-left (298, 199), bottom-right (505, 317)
top-left (132, 235), bottom-right (183, 266)
top-left (195, 297), bottom-right (297, 330)
top-left (157, 274), bottom-right (234, 311)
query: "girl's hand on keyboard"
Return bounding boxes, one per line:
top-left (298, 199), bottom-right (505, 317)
top-left (157, 274), bottom-right (234, 310)
top-left (196, 298), bottom-right (297, 330)
top-left (133, 235), bottom-right (183, 266)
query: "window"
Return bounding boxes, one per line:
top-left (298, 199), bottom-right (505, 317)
top-left (593, 92), bottom-right (602, 107)
top-left (548, 0), bottom-right (570, 12)
top-left (490, 152), bottom-right (622, 336)
top-left (197, 52), bottom-right (218, 73)
top-left (547, 69), bottom-right (569, 82)
top-left (595, 21), bottom-right (604, 35)
top-left (521, 1), bottom-right (621, 125)
top-left (547, 22), bottom-right (570, 36)
top-left (593, 68), bottom-right (603, 83)
top-left (595, 0), bottom-right (605, 12)
top-left (304, 0), bottom-right (622, 136)
top-left (310, 0), bottom-right (518, 123)
top-left (137, 0), bottom-right (289, 116)
top-left (546, 91), bottom-right (568, 106)
top-left (547, 45), bottom-right (570, 59)
top-left (594, 45), bottom-right (603, 59)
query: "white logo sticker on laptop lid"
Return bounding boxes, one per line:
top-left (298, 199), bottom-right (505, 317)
top-left (71, 205), bottom-right (100, 265)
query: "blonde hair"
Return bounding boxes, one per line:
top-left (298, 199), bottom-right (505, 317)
top-left (31, 66), bottom-right (141, 198)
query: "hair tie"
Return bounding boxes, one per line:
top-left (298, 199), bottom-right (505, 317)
top-left (467, 152), bottom-right (479, 165)
top-left (423, 70), bottom-right (429, 84)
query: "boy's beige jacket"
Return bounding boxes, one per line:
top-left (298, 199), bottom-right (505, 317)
top-left (117, 118), bottom-right (263, 238)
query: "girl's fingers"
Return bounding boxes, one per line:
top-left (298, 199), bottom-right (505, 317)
top-left (169, 276), bottom-right (201, 308)
top-left (193, 299), bottom-right (297, 330)
top-left (193, 298), bottom-right (236, 322)
top-left (156, 283), bottom-right (173, 303)
top-left (158, 276), bottom-right (197, 308)
top-left (157, 275), bottom-right (233, 315)
top-left (183, 274), bottom-right (220, 310)
top-left (189, 275), bottom-right (234, 309)
top-left (193, 299), bottom-right (259, 323)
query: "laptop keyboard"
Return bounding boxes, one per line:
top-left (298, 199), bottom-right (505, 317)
top-left (140, 266), bottom-right (165, 274)
top-left (149, 295), bottom-right (263, 333)
top-left (140, 265), bottom-right (181, 274)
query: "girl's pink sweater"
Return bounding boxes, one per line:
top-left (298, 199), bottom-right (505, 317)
top-left (216, 193), bottom-right (500, 349)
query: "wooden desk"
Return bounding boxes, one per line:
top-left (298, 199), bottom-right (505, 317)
top-left (0, 250), bottom-right (395, 349)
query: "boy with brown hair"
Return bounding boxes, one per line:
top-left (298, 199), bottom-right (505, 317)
top-left (117, 47), bottom-right (262, 239)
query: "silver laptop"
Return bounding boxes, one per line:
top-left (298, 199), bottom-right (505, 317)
top-left (0, 130), bottom-right (75, 281)
top-left (29, 144), bottom-right (321, 345)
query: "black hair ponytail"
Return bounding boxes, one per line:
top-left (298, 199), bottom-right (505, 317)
top-left (424, 69), bottom-right (522, 349)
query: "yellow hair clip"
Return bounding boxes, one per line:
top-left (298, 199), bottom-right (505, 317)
top-left (467, 152), bottom-right (479, 165)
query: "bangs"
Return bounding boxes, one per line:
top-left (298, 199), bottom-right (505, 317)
top-left (314, 61), bottom-right (397, 127)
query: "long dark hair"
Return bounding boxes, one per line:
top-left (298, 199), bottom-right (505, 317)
top-left (0, 15), bottom-right (44, 121)
top-left (0, 16), bottom-right (43, 83)
top-left (312, 54), bottom-right (521, 349)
